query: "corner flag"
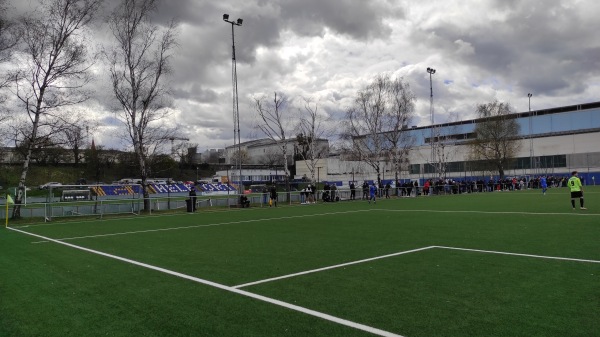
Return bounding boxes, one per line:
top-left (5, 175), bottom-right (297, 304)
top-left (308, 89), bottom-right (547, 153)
top-left (6, 194), bottom-right (15, 227)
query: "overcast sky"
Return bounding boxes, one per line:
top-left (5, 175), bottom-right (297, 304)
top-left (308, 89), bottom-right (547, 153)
top-left (9, 0), bottom-right (600, 152)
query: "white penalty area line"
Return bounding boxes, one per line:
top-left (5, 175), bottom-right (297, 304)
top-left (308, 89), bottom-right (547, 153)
top-left (233, 246), bottom-right (436, 289)
top-left (235, 245), bottom-right (600, 289)
top-left (9, 226), bottom-right (404, 337)
top-left (434, 246), bottom-right (600, 264)
top-left (30, 209), bottom-right (376, 244)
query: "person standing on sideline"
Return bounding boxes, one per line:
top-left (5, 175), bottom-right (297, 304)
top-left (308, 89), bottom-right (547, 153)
top-left (368, 183), bottom-right (377, 204)
top-left (540, 176), bottom-right (548, 195)
top-left (269, 185), bottom-right (278, 207)
top-left (350, 182), bottom-right (356, 200)
top-left (189, 187), bottom-right (197, 211)
top-left (568, 171), bottom-right (586, 210)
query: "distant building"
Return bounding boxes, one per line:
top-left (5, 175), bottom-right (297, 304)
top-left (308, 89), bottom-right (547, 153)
top-left (225, 138), bottom-right (330, 166)
top-left (201, 148), bottom-right (226, 164)
top-left (307, 101), bottom-right (600, 186)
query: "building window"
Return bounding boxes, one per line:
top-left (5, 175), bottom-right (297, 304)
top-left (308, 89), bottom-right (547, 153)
top-left (409, 164), bottom-right (420, 175)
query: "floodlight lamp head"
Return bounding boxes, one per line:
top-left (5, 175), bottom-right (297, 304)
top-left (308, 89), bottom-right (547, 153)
top-left (427, 67), bottom-right (436, 74)
top-left (223, 14), bottom-right (229, 21)
top-left (528, 93), bottom-right (532, 98)
top-left (237, 18), bottom-right (243, 25)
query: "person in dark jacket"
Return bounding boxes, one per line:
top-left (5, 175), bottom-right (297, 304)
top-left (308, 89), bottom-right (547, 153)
top-left (269, 185), bottom-right (277, 207)
top-left (189, 187), bottom-right (197, 211)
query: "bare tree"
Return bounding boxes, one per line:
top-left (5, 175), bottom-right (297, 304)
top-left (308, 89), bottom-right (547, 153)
top-left (231, 148), bottom-right (250, 165)
top-left (171, 141), bottom-right (196, 165)
top-left (296, 97), bottom-right (330, 183)
top-left (469, 100), bottom-right (521, 179)
top-left (10, 0), bottom-right (102, 218)
top-left (58, 114), bottom-right (97, 166)
top-left (342, 75), bottom-right (391, 181)
top-left (254, 92), bottom-right (293, 191)
top-left (380, 76), bottom-right (416, 186)
top-left (106, 0), bottom-right (178, 211)
top-left (257, 147), bottom-right (280, 167)
top-left (417, 111), bottom-right (463, 180)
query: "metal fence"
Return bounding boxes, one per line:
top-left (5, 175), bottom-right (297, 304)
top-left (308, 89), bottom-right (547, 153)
top-left (2, 183), bottom-right (572, 222)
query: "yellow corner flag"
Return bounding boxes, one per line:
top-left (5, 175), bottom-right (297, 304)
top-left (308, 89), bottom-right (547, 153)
top-left (6, 194), bottom-right (14, 227)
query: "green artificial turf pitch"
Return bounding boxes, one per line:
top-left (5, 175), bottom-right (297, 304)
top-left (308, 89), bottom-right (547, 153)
top-left (1, 187), bottom-right (599, 337)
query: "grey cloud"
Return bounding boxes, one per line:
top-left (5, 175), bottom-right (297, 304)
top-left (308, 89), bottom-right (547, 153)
top-left (413, 0), bottom-right (600, 100)
top-left (278, 0), bottom-right (396, 40)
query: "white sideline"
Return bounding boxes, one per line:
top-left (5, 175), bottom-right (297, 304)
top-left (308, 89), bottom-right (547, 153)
top-left (379, 209), bottom-right (600, 216)
top-left (233, 246), bottom-right (435, 289)
top-left (9, 226), bottom-right (404, 337)
top-left (434, 246), bottom-right (600, 264)
top-left (31, 209), bottom-right (375, 243)
top-left (30, 207), bottom-right (599, 243)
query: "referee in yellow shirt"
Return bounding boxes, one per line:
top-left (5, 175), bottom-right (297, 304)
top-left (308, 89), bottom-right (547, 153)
top-left (568, 171), bottom-right (586, 210)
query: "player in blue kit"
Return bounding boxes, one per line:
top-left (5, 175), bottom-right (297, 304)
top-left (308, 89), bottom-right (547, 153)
top-left (368, 183), bottom-right (377, 204)
top-left (540, 176), bottom-right (547, 195)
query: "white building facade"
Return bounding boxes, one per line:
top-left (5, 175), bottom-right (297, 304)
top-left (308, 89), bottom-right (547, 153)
top-left (298, 102), bottom-right (600, 186)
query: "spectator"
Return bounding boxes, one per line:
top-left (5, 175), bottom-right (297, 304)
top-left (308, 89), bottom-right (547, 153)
top-left (189, 187), bottom-right (197, 211)
top-left (362, 181), bottom-right (369, 200)
top-left (269, 185), bottom-right (277, 207)
top-left (239, 195), bottom-right (250, 208)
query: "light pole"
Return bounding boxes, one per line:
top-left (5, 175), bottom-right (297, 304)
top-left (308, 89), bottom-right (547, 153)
top-left (226, 167), bottom-right (230, 195)
top-left (427, 67), bottom-right (436, 178)
top-left (223, 14), bottom-right (243, 194)
top-left (317, 166), bottom-right (323, 193)
top-left (528, 93), bottom-right (533, 178)
top-left (167, 179), bottom-right (172, 210)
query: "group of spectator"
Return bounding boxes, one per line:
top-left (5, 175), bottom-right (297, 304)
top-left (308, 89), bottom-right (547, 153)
top-left (416, 175), bottom-right (574, 195)
top-left (218, 174), bottom-right (580, 210)
top-left (300, 184), bottom-right (316, 204)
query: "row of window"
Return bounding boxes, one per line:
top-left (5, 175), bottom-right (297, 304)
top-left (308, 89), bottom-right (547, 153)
top-left (409, 155), bottom-right (567, 174)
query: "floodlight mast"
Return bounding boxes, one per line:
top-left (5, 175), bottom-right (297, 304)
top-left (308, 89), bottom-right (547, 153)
top-left (427, 67), bottom-right (436, 179)
top-left (528, 93), bottom-right (533, 176)
top-left (223, 14), bottom-right (243, 192)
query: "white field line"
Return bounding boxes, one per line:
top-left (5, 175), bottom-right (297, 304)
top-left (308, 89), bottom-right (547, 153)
top-left (9, 227), bottom-right (404, 337)
top-left (30, 209), bottom-right (375, 243)
top-left (434, 246), bottom-right (600, 264)
top-left (233, 246), bottom-right (435, 289)
top-left (378, 209), bottom-right (600, 216)
top-left (235, 245), bottom-right (600, 289)
top-left (20, 203), bottom-right (598, 230)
